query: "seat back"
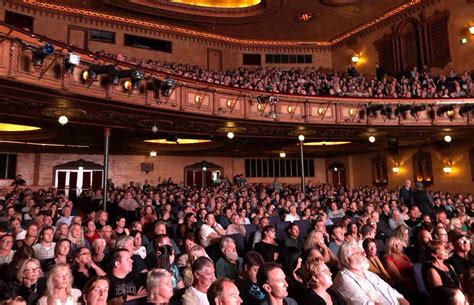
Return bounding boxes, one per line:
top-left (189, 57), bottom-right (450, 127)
top-left (226, 233), bottom-right (246, 256)
top-left (413, 262), bottom-right (429, 296)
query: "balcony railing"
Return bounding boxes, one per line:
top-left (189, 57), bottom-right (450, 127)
top-left (0, 23), bottom-right (473, 127)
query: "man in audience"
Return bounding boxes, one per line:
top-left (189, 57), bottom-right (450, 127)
top-left (333, 241), bottom-right (409, 305)
top-left (399, 179), bottom-right (413, 206)
top-left (413, 182), bottom-right (433, 216)
top-left (447, 229), bottom-right (474, 276)
top-left (215, 237), bottom-right (242, 280)
top-left (200, 213), bottom-right (226, 248)
top-left (0, 233), bottom-right (15, 265)
top-left (282, 223), bottom-right (303, 252)
top-left (329, 225), bottom-right (345, 255)
top-left (32, 226), bottom-right (55, 261)
top-left (251, 217), bottom-right (269, 249)
top-left (234, 251), bottom-right (266, 305)
top-left (257, 262), bottom-right (298, 305)
top-left (182, 257), bottom-right (215, 305)
top-left (207, 278), bottom-right (243, 305)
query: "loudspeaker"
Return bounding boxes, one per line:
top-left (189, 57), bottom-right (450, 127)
top-left (141, 163), bottom-right (154, 173)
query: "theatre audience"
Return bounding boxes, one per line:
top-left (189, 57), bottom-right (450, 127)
top-left (182, 257), bottom-right (215, 305)
top-left (207, 278), bottom-right (243, 305)
top-left (426, 240), bottom-right (460, 289)
top-left (303, 257), bottom-right (345, 305)
top-left (257, 262), bottom-right (298, 305)
top-left (146, 269), bottom-right (174, 305)
top-left (37, 263), bottom-right (81, 305)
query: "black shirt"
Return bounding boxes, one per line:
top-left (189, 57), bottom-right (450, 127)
top-left (106, 272), bottom-right (144, 300)
top-left (446, 252), bottom-right (474, 276)
top-left (255, 241), bottom-right (279, 262)
top-left (303, 288), bottom-right (346, 305)
top-left (234, 278), bottom-right (265, 305)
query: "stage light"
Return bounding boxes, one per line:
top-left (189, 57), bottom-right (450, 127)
top-left (123, 80), bottom-right (133, 91)
top-left (150, 151), bottom-right (157, 157)
top-left (279, 152), bottom-right (286, 158)
top-left (395, 104), bottom-right (412, 117)
top-left (160, 77), bottom-right (176, 97)
top-left (437, 105), bottom-right (455, 118)
top-left (32, 43), bottom-right (54, 67)
top-left (63, 53), bottom-right (80, 74)
top-left (369, 136), bottom-right (376, 143)
top-left (459, 104), bottom-right (474, 117)
top-left (82, 64), bottom-right (114, 81)
top-left (227, 132), bottom-right (235, 139)
top-left (58, 115), bottom-right (68, 125)
top-left (298, 135), bottom-right (305, 142)
top-left (444, 135), bottom-right (452, 143)
top-left (257, 95), bottom-right (279, 106)
top-left (410, 105), bottom-right (426, 117)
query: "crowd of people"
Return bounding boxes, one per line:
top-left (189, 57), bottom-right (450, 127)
top-left (105, 52), bottom-right (474, 98)
top-left (0, 177), bottom-right (473, 305)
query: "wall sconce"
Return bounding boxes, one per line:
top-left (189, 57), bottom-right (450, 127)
top-left (469, 26), bottom-right (474, 35)
top-left (392, 166), bottom-right (399, 174)
top-left (460, 37), bottom-right (468, 44)
top-left (287, 105), bottom-right (296, 114)
top-left (149, 151), bottom-right (157, 157)
top-left (194, 95), bottom-right (204, 105)
top-left (317, 107), bottom-right (325, 116)
top-left (348, 108), bottom-right (357, 116)
top-left (279, 151), bottom-right (286, 158)
top-left (443, 164), bottom-right (452, 175)
top-left (257, 102), bottom-right (265, 112)
top-left (226, 99), bottom-right (236, 109)
top-left (351, 55), bottom-right (359, 64)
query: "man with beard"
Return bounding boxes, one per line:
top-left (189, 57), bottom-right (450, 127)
top-left (215, 237), bottom-right (242, 280)
top-left (333, 241), bottom-right (409, 305)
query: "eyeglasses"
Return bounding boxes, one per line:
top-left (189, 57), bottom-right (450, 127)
top-left (24, 267), bottom-right (40, 273)
top-left (351, 251), bottom-right (366, 257)
top-left (459, 238), bottom-right (471, 244)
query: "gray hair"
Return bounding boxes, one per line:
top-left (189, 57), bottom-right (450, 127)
top-left (92, 238), bottom-right (106, 249)
top-left (115, 236), bottom-right (134, 249)
top-left (220, 236), bottom-right (235, 249)
top-left (338, 240), bottom-right (362, 269)
top-left (146, 268), bottom-right (172, 302)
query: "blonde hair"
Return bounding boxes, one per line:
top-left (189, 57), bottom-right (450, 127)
top-left (385, 237), bottom-right (404, 256)
top-left (45, 263), bottom-right (74, 303)
top-left (68, 223), bottom-right (86, 247)
top-left (304, 230), bottom-right (323, 251)
top-left (304, 257), bottom-right (325, 288)
top-left (17, 258), bottom-right (43, 282)
top-left (146, 269), bottom-right (172, 302)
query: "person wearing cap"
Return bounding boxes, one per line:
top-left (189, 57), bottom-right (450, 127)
top-left (446, 229), bottom-right (474, 276)
top-left (412, 182), bottom-right (433, 216)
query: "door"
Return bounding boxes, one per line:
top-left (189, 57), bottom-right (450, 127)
top-left (207, 48), bottom-right (223, 71)
top-left (55, 170), bottom-right (103, 199)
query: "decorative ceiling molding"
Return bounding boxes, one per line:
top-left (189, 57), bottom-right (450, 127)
top-left (18, 0), bottom-right (426, 48)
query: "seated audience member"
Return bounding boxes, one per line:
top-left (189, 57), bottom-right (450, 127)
top-left (106, 248), bottom-right (146, 302)
top-left (37, 263), bottom-right (81, 305)
top-left (305, 230), bottom-right (338, 267)
top-left (256, 262), bottom-right (298, 305)
top-left (182, 257), bottom-right (215, 305)
top-left (215, 237), bottom-right (242, 280)
top-left (461, 267), bottom-right (474, 304)
top-left (383, 236), bottom-right (415, 298)
top-left (68, 223), bottom-right (90, 252)
top-left (429, 287), bottom-right (468, 305)
top-left (146, 269), bottom-right (174, 305)
top-left (254, 225), bottom-right (279, 262)
top-left (200, 213), bottom-right (226, 248)
top-left (176, 233), bottom-right (197, 268)
top-left (283, 223), bottom-right (304, 252)
top-left (333, 241), bottom-right (409, 305)
top-left (363, 238), bottom-right (392, 284)
top-left (151, 245), bottom-right (184, 290)
top-left (251, 217), bottom-right (269, 249)
top-left (82, 276), bottom-right (109, 305)
top-left (407, 228), bottom-right (433, 263)
top-left (91, 238), bottom-right (108, 269)
top-left (234, 251), bottom-right (266, 305)
top-left (280, 247), bottom-right (305, 305)
top-left (328, 225), bottom-right (345, 255)
top-left (17, 258), bottom-right (46, 305)
top-left (0, 234), bottom-right (15, 265)
top-left (284, 205), bottom-right (301, 222)
top-left (426, 240), bottom-right (460, 289)
top-left (72, 246), bottom-right (106, 290)
top-left (226, 213), bottom-right (246, 236)
top-left (42, 238), bottom-right (72, 271)
top-left (207, 278), bottom-right (243, 305)
top-left (116, 235), bottom-right (148, 274)
top-left (181, 245), bottom-right (209, 288)
top-left (303, 257), bottom-right (345, 305)
top-left (446, 229), bottom-right (474, 276)
top-left (84, 220), bottom-right (100, 246)
top-left (32, 226), bottom-right (56, 261)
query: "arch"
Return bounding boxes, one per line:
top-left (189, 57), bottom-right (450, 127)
top-left (396, 18), bottom-right (423, 72)
top-left (184, 161), bottom-right (223, 188)
top-left (53, 159), bottom-right (103, 199)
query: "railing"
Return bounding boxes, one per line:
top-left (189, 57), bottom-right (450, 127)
top-left (0, 23), bottom-right (473, 128)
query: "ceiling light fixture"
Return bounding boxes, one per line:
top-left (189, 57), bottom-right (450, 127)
top-left (369, 136), bottom-right (376, 143)
top-left (227, 132), bottom-right (235, 139)
top-left (351, 55), bottom-right (359, 64)
top-left (150, 151), bottom-right (157, 157)
top-left (58, 115), bottom-right (68, 125)
top-left (298, 135), bottom-right (305, 142)
top-left (279, 152), bottom-right (286, 158)
top-left (444, 135), bottom-right (452, 143)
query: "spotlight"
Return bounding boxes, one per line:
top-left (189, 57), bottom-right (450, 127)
top-left (159, 77), bottom-right (176, 97)
top-left (109, 68), bottom-right (130, 85)
top-left (437, 105), bottom-right (455, 117)
top-left (410, 105), bottom-right (427, 117)
top-left (380, 106), bottom-right (393, 116)
top-left (151, 125), bottom-right (158, 133)
top-left (227, 132), bottom-right (235, 139)
top-left (123, 80), bottom-right (133, 91)
top-left (365, 104), bottom-right (383, 117)
top-left (369, 136), bottom-right (376, 143)
top-left (82, 64), bottom-right (114, 81)
top-left (459, 104), bottom-right (474, 117)
top-left (279, 152), bottom-right (286, 158)
top-left (63, 52), bottom-right (80, 74)
top-left (58, 115), bottom-right (68, 125)
top-left (470, 26), bottom-right (474, 35)
top-left (298, 135), bottom-right (305, 142)
top-left (444, 135), bottom-right (452, 143)
top-left (32, 43), bottom-right (54, 67)
top-left (395, 104), bottom-right (412, 117)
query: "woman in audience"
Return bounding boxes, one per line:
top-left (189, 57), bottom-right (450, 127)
top-left (42, 239), bottom-right (72, 271)
top-left (303, 257), bottom-right (345, 305)
top-left (153, 245), bottom-right (184, 290)
top-left (72, 247), bottom-right (106, 290)
top-left (176, 233), bottom-right (197, 268)
top-left (384, 236), bottom-right (415, 298)
top-left (146, 269), bottom-right (174, 305)
top-left (280, 247), bottom-right (305, 305)
top-left (426, 240), bottom-right (460, 289)
top-left (84, 220), bottom-right (100, 245)
top-left (181, 244), bottom-right (208, 287)
top-left (304, 230), bottom-right (338, 266)
top-left (82, 276), bottom-right (109, 305)
top-left (346, 222), bottom-right (361, 242)
top-left (90, 238), bottom-right (108, 268)
top-left (429, 287), bottom-right (468, 305)
top-left (37, 263), bottom-right (81, 305)
top-left (17, 258), bottom-right (46, 305)
top-left (54, 223), bottom-right (69, 242)
top-left (68, 223), bottom-right (90, 252)
top-left (130, 230), bottom-right (147, 259)
top-left (363, 238), bottom-right (392, 284)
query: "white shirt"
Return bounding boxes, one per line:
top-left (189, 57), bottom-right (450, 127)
top-left (33, 242), bottom-right (56, 260)
top-left (333, 268), bottom-right (404, 305)
top-left (200, 223), bottom-right (222, 247)
top-left (284, 213), bottom-right (301, 222)
top-left (191, 287), bottom-right (209, 305)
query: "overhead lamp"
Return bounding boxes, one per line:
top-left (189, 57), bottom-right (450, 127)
top-left (82, 64), bottom-right (114, 81)
top-left (150, 151), bottom-right (157, 157)
top-left (351, 55), bottom-right (359, 64)
top-left (298, 134), bottom-right (305, 142)
top-left (151, 125), bottom-right (158, 133)
top-left (395, 104), bottom-right (412, 117)
top-left (279, 152), bottom-right (286, 158)
top-left (202, 166), bottom-right (207, 171)
top-left (410, 105), bottom-right (426, 117)
top-left (444, 135), bottom-right (452, 143)
top-left (63, 52), bottom-right (80, 74)
top-left (369, 136), bottom-right (376, 143)
top-left (460, 38), bottom-right (468, 44)
top-left (443, 163), bottom-right (452, 174)
top-left (459, 104), bottom-right (474, 117)
top-left (159, 77), bottom-right (176, 97)
top-left (437, 104), bottom-right (455, 118)
top-left (469, 26), bottom-right (474, 35)
top-left (32, 43), bottom-right (55, 67)
top-left (227, 131), bottom-right (235, 139)
top-left (58, 115), bottom-right (68, 126)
